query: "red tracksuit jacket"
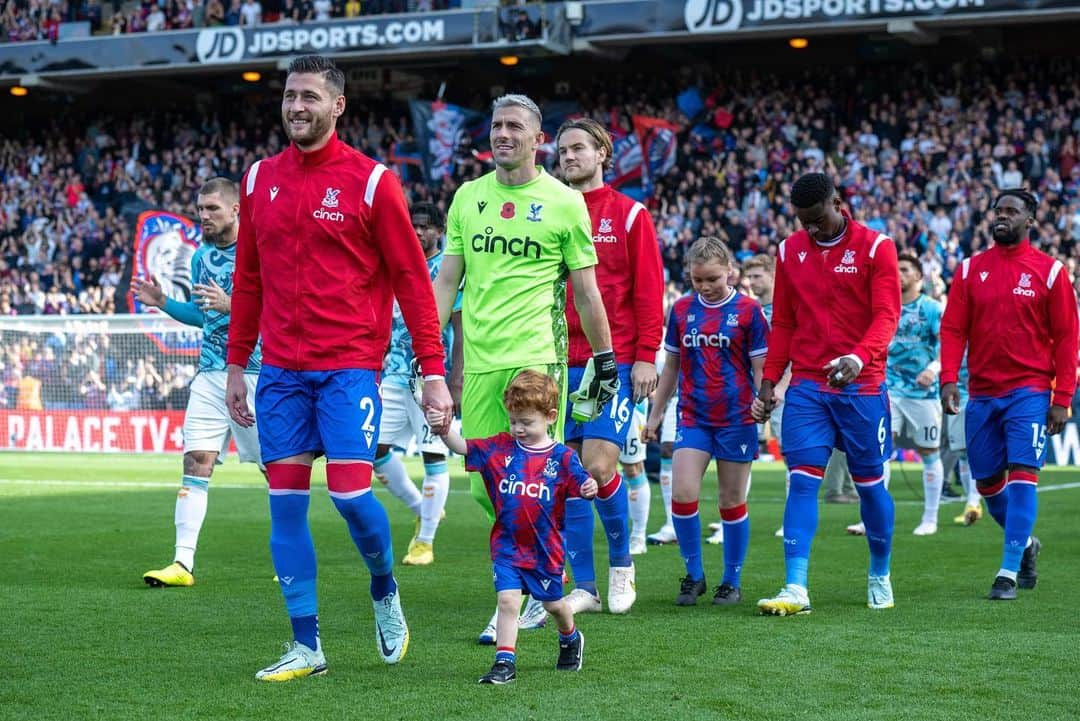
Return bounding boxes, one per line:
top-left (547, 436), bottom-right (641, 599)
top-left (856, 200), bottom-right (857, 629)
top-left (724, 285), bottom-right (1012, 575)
top-left (941, 239), bottom-right (1078, 407)
top-left (226, 134), bottom-right (445, 376)
top-left (565, 184), bottom-right (664, 366)
top-left (764, 213), bottom-right (900, 392)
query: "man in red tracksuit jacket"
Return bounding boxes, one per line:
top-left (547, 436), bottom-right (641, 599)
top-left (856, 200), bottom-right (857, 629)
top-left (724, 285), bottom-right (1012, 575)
top-left (941, 188), bottom-right (1079, 601)
top-left (224, 55), bottom-right (453, 681)
top-left (556, 118), bottom-right (664, 616)
top-left (751, 172), bottom-right (901, 616)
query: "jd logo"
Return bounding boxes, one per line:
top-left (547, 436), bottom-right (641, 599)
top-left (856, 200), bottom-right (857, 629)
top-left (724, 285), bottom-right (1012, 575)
top-left (684, 0), bottom-right (742, 33)
top-left (196, 28), bottom-right (245, 63)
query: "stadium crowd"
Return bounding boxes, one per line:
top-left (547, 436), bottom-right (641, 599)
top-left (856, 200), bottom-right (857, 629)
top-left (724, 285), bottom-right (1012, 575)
top-left (3, 55), bottom-right (1080, 409)
top-left (1, 0), bottom-right (542, 43)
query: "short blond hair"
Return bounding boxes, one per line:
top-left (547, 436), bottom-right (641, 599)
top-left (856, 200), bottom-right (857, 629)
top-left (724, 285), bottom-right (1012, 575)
top-left (685, 236), bottom-right (735, 268)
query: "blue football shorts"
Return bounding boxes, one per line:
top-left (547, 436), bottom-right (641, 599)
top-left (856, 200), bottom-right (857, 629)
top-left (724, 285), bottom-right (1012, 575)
top-left (255, 365), bottom-right (381, 464)
top-left (965, 389), bottom-right (1051, 480)
top-left (493, 561), bottom-right (563, 602)
top-left (674, 423), bottom-right (758, 462)
top-left (564, 363), bottom-right (634, 447)
top-left (780, 380), bottom-right (891, 476)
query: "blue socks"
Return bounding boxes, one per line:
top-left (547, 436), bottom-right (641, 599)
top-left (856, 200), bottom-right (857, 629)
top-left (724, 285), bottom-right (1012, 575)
top-left (672, 499), bottom-right (704, 581)
top-left (1002, 471), bottom-right (1038, 573)
top-left (783, 466), bottom-right (823, 587)
top-left (326, 463), bottom-right (396, 599)
top-left (853, 470), bottom-right (894, 578)
top-left (720, 503), bottom-right (749, 587)
top-left (564, 498), bottom-right (597, 594)
top-left (596, 474), bottom-right (631, 568)
top-left (290, 616), bottom-right (319, 652)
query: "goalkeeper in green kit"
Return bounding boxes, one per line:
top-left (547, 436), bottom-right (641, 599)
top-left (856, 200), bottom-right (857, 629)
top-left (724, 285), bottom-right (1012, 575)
top-left (432, 94), bottom-right (616, 644)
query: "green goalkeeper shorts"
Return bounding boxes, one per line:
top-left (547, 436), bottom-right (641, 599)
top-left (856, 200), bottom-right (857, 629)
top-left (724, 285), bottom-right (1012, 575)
top-left (461, 363), bottom-right (567, 521)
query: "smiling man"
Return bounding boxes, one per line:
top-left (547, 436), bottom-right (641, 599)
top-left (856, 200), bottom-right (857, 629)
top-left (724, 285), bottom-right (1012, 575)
top-left (432, 94), bottom-right (615, 644)
top-left (225, 55), bottom-right (452, 680)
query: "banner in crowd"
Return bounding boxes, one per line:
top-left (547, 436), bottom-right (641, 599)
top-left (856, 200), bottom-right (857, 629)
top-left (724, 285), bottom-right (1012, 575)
top-left (2, 410), bottom-right (188, 453)
top-left (409, 99), bottom-right (488, 184)
top-left (125, 210), bottom-right (201, 315)
top-left (632, 115), bottom-right (681, 196)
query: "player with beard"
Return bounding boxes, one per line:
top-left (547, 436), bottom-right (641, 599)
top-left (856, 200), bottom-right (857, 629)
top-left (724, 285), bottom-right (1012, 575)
top-left (554, 117), bottom-right (664, 615)
top-left (432, 94), bottom-right (615, 644)
top-left (138, 177), bottom-right (266, 588)
top-left (941, 189), bottom-right (1078, 600)
top-left (226, 55), bottom-right (453, 679)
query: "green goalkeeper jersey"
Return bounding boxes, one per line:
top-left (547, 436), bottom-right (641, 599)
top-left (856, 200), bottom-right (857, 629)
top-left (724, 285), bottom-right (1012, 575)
top-left (446, 168), bottom-right (597, 372)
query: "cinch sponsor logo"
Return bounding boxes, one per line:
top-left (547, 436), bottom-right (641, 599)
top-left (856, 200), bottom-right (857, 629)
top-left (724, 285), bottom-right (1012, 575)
top-left (1014, 272), bottom-right (1035, 297)
top-left (834, 263), bottom-right (859, 274)
top-left (499, 476), bottom-right (551, 501)
top-left (471, 226), bottom-right (540, 258)
top-left (313, 208), bottom-right (345, 222)
top-left (682, 327), bottom-right (730, 348)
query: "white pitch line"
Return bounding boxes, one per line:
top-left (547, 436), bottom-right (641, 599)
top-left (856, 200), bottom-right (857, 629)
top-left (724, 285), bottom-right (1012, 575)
top-left (2, 478), bottom-right (1079, 495)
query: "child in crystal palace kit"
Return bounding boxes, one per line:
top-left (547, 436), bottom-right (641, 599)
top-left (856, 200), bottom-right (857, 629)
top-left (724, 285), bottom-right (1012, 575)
top-left (429, 369), bottom-right (597, 684)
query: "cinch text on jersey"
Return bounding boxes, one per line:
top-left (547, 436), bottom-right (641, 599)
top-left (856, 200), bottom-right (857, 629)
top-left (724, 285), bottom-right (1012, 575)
top-left (499, 476), bottom-right (552, 500)
top-left (313, 208), bottom-right (345, 222)
top-left (682, 329), bottom-right (731, 349)
top-left (472, 227), bottom-right (541, 259)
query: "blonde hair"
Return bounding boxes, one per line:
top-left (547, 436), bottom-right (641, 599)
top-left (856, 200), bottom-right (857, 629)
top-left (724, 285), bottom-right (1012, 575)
top-left (504, 370), bottom-right (559, 415)
top-left (685, 236), bottom-right (735, 268)
top-left (742, 253), bottom-right (774, 274)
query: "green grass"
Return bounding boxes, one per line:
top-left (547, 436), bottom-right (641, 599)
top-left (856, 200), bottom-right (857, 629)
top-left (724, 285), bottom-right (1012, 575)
top-left (1, 453), bottom-right (1077, 721)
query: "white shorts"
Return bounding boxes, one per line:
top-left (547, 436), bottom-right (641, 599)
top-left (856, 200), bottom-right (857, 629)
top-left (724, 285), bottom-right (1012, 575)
top-left (769, 399), bottom-right (784, 444)
top-left (660, 395), bottom-right (677, 445)
top-left (891, 396), bottom-right (942, 450)
top-left (378, 384), bottom-right (448, 455)
top-left (946, 401), bottom-right (967, 451)
top-left (183, 371), bottom-right (262, 464)
top-left (620, 408), bottom-right (647, 465)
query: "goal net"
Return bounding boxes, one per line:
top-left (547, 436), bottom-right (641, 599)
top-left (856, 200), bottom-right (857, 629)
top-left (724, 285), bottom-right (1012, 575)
top-left (1, 313), bottom-right (202, 453)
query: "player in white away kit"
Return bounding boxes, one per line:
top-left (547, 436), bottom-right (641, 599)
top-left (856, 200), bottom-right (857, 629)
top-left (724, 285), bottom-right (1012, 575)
top-left (885, 253), bottom-right (946, 535)
top-left (647, 352), bottom-right (678, 545)
top-left (948, 356), bottom-right (983, 525)
top-left (139, 178), bottom-right (264, 587)
top-left (622, 399), bottom-right (650, 554)
top-left (375, 203), bottom-right (457, 565)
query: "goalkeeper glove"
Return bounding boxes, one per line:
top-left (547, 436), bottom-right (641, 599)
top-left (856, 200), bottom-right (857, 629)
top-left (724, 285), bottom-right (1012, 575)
top-left (569, 351), bottom-right (620, 422)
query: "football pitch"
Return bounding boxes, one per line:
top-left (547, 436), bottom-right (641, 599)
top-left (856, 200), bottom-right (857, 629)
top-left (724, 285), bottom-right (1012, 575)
top-left (1, 453), bottom-right (1077, 721)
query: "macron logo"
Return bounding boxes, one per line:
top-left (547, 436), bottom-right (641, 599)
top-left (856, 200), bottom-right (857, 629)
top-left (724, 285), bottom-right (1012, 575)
top-left (798, 251), bottom-right (807, 263)
top-left (270, 186), bottom-right (279, 202)
top-left (979, 271), bottom-right (989, 282)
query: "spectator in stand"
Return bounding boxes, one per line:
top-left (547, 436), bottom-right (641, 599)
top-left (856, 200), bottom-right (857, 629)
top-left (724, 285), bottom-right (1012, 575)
top-left (239, 0), bottom-right (260, 25)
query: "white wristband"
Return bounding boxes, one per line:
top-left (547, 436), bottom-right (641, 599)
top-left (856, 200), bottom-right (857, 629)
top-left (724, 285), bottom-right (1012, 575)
top-left (423, 374), bottom-right (445, 382)
top-left (925, 360), bottom-right (941, 376)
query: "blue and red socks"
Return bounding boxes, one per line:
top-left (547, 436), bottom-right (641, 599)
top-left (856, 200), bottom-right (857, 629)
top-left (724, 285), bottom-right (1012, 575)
top-left (596, 473), bottom-right (631, 568)
top-left (495, 647), bottom-right (516, 665)
top-left (719, 503), bottom-right (749, 587)
top-left (559, 624), bottom-right (580, 645)
top-left (267, 463), bottom-right (320, 641)
top-left (326, 461), bottom-right (396, 599)
top-left (672, 499), bottom-right (703, 581)
top-left (1002, 470), bottom-right (1038, 575)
